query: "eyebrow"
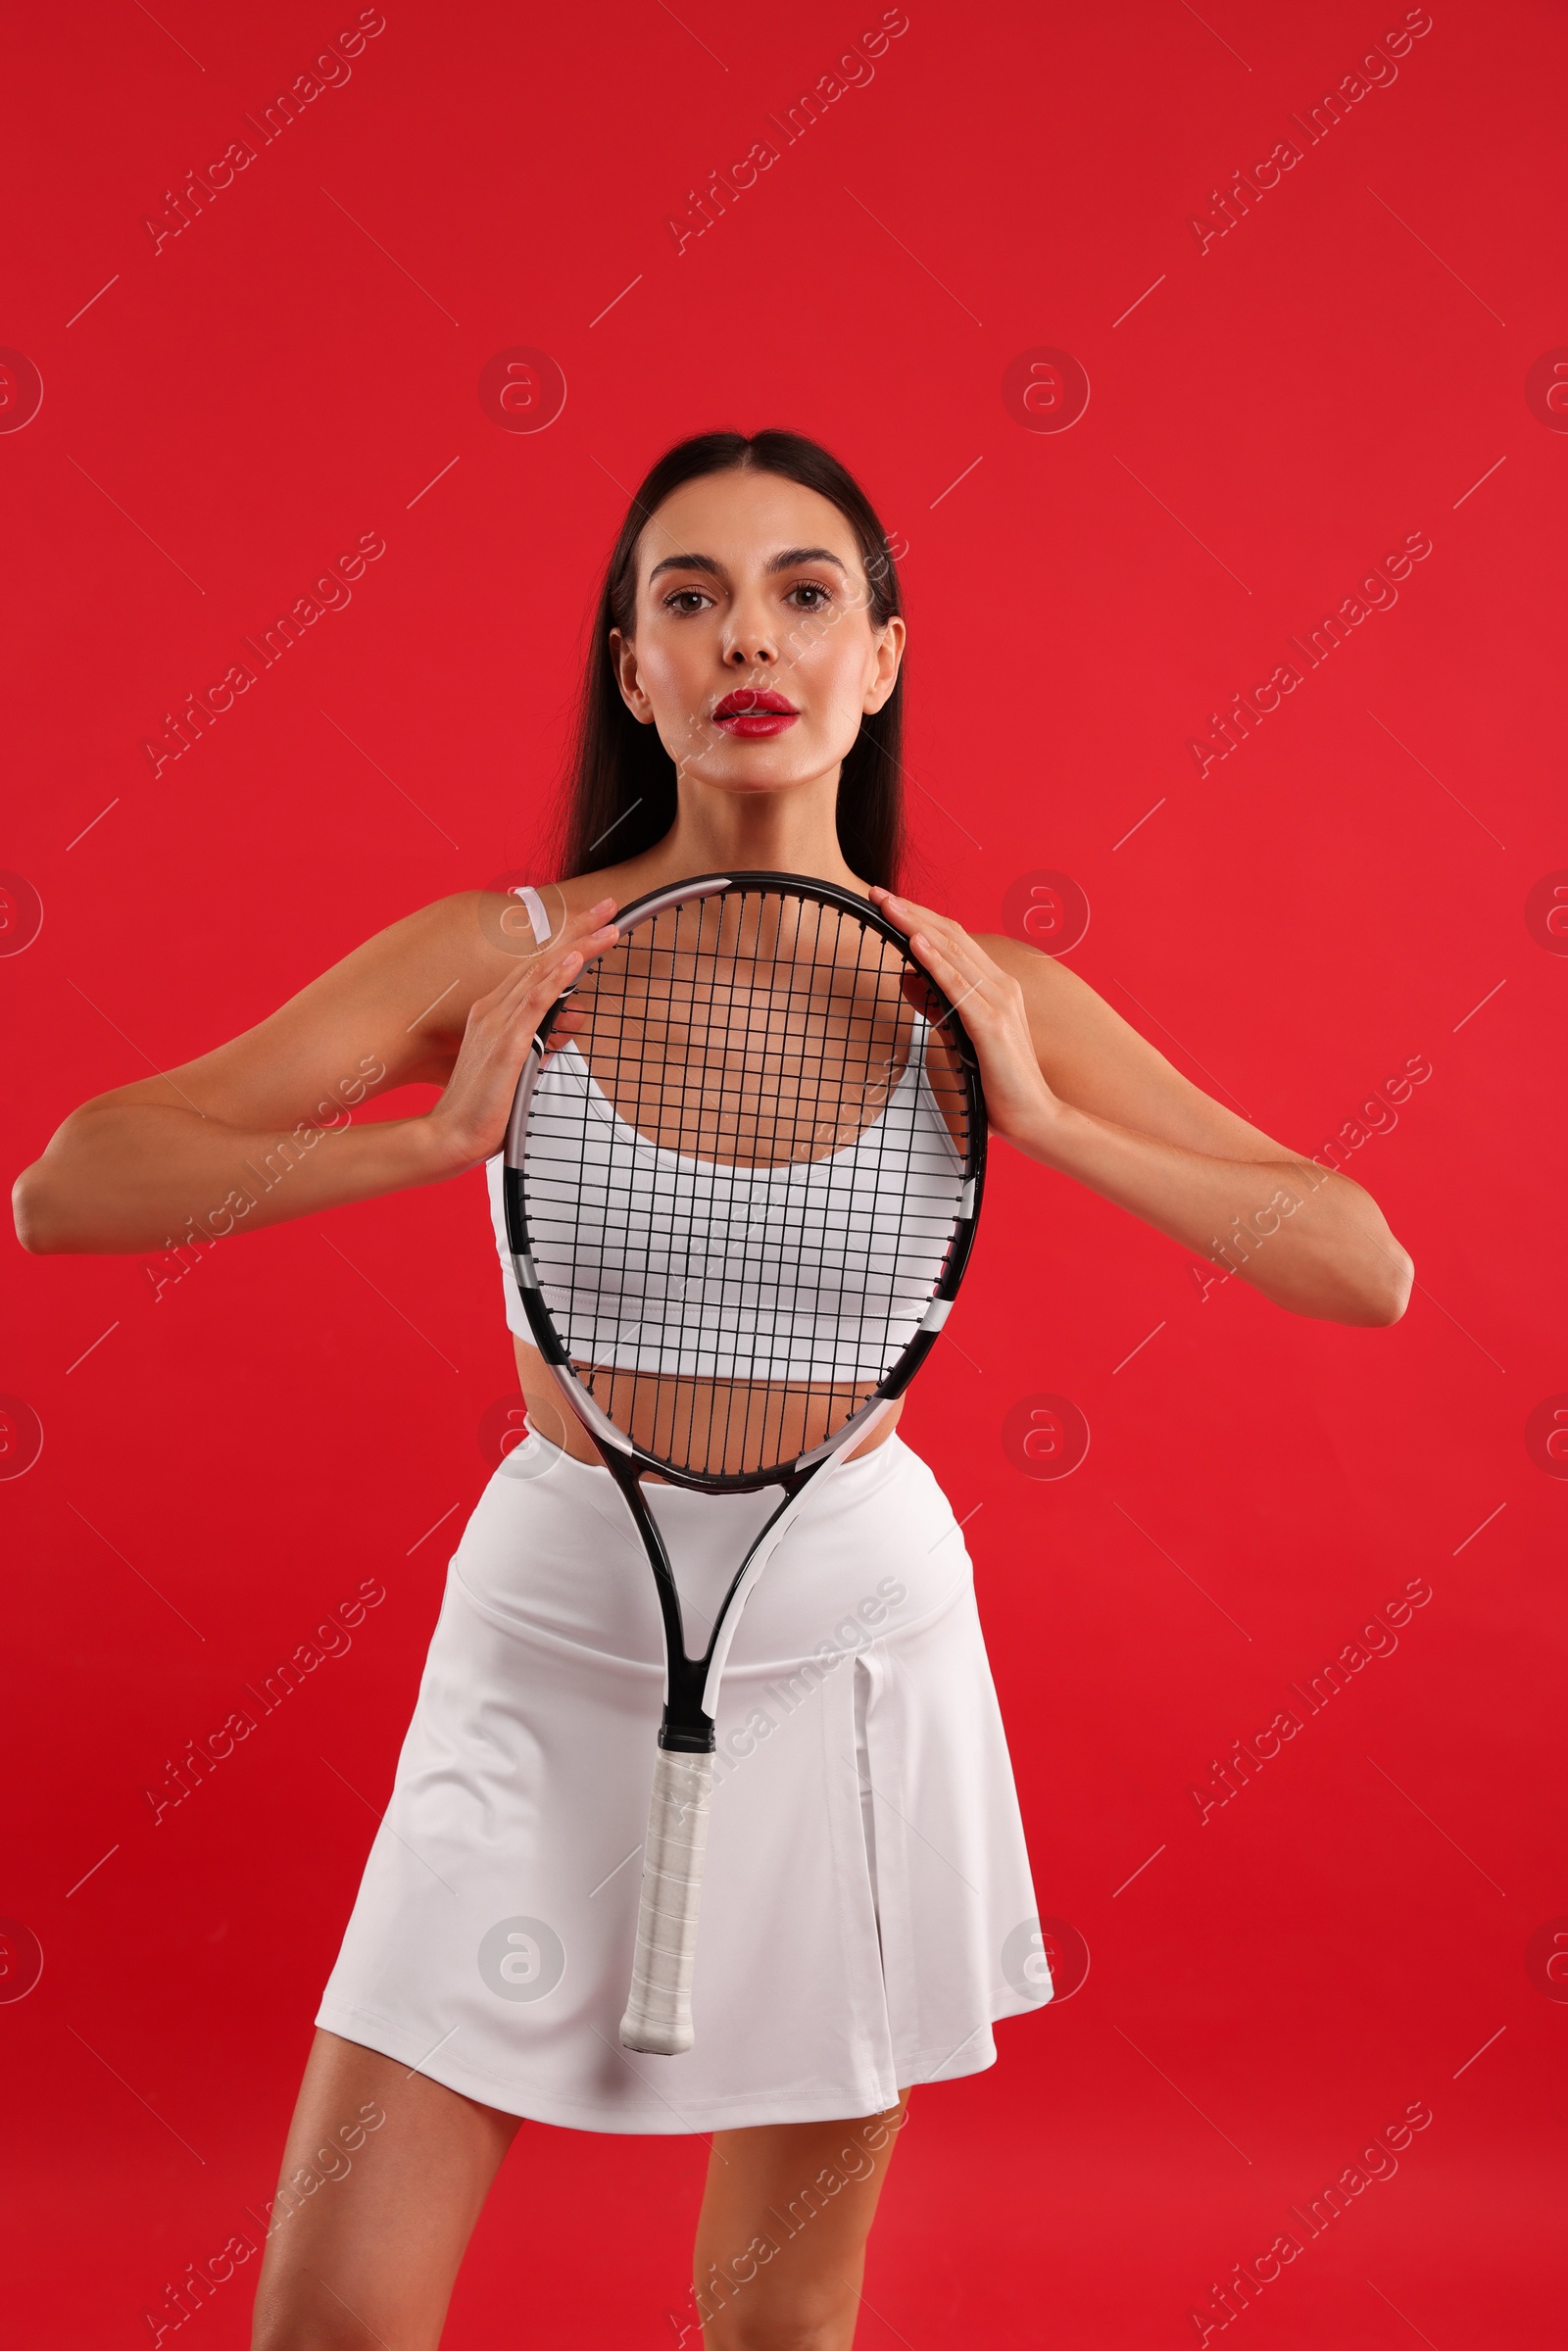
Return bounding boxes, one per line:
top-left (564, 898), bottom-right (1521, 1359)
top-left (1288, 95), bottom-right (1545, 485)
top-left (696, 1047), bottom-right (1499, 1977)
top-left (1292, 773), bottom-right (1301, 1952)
top-left (646, 545), bottom-right (851, 584)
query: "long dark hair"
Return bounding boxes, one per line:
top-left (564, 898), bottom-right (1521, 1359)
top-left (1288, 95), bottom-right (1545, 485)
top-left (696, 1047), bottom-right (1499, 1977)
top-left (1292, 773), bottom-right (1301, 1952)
top-left (556, 429), bottom-right (905, 888)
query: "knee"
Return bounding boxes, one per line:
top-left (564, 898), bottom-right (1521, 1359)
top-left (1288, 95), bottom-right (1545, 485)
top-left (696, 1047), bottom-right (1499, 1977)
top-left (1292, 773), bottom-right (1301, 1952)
top-left (252, 2323), bottom-right (352, 2351)
top-left (251, 2289), bottom-right (390, 2351)
top-left (251, 2319), bottom-right (362, 2351)
top-left (703, 2285), bottom-right (856, 2351)
top-left (709, 2327), bottom-right (843, 2351)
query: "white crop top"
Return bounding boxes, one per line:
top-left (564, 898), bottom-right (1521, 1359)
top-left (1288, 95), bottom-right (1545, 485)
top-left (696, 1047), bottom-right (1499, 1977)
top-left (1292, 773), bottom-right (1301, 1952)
top-left (484, 1015), bottom-right (966, 1383)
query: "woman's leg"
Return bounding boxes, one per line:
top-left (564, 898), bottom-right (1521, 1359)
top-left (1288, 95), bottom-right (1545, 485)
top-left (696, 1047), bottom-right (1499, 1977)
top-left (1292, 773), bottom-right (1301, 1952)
top-left (249, 2028), bottom-right (522, 2351)
top-left (688, 2090), bottom-right (911, 2350)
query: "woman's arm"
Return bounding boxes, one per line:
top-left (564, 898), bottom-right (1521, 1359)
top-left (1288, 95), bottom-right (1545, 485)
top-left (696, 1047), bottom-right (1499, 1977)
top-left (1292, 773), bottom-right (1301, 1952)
top-left (13, 891), bottom-right (617, 1255)
top-left (869, 889), bottom-right (1413, 1328)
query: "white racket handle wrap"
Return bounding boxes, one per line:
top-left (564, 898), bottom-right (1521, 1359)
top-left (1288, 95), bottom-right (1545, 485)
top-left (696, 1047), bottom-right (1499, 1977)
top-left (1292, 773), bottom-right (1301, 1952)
top-left (619, 1747), bottom-right (716, 2054)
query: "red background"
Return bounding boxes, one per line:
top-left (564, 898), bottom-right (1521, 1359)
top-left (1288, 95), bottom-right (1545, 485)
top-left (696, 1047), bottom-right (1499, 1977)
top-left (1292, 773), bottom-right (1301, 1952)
top-left (3, 1), bottom-right (1564, 2342)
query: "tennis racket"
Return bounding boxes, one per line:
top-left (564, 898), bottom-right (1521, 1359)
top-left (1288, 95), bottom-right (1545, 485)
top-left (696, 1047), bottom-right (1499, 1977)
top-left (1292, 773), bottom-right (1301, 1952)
top-left (501, 871), bottom-right (985, 2055)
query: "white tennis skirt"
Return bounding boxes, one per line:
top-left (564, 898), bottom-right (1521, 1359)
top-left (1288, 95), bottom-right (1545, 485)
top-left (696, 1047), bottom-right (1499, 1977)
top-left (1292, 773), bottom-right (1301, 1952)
top-left (315, 1428), bottom-right (1050, 2133)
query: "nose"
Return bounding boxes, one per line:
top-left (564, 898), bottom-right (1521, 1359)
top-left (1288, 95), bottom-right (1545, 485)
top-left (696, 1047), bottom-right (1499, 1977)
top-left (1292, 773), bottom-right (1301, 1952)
top-left (722, 587), bottom-right (777, 668)
top-left (723, 633), bottom-right (775, 667)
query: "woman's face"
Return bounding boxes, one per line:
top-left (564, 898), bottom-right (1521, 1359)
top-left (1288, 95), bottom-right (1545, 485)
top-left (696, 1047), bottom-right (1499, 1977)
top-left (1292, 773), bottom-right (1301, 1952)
top-left (610, 468), bottom-right (904, 799)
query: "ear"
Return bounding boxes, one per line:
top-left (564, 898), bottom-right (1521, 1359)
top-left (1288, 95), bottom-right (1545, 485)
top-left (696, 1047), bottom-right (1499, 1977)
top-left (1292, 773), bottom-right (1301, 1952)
top-left (608, 627), bottom-right (657, 726)
top-left (862, 613), bottom-right (906, 714)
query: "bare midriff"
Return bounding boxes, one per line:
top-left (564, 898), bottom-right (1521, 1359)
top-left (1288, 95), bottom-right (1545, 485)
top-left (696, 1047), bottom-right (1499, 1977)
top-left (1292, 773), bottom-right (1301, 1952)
top-left (510, 1337), bottom-right (905, 1483)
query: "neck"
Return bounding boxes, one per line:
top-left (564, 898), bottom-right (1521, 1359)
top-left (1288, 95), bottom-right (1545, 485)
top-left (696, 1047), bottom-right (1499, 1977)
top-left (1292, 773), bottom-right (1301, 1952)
top-left (624, 769), bottom-right (864, 895)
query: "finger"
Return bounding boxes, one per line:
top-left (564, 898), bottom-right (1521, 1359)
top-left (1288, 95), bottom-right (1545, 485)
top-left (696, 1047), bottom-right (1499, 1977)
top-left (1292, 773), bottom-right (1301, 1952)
top-left (565, 895), bottom-right (618, 939)
top-left (540, 999), bottom-right (588, 1058)
top-left (551, 904), bottom-right (619, 979)
top-left (519, 919), bottom-right (616, 993)
top-left (870, 887), bottom-right (941, 935)
top-left (909, 919), bottom-right (1007, 1000)
top-left (526, 917), bottom-right (623, 1009)
top-left (484, 935), bottom-right (597, 1020)
top-left (514, 902), bottom-right (617, 978)
top-left (495, 894), bottom-right (618, 978)
top-left (907, 926), bottom-right (984, 991)
top-left (872, 887), bottom-right (960, 937)
top-left (486, 947), bottom-right (569, 1013)
top-left (878, 890), bottom-right (989, 967)
top-left (907, 929), bottom-right (1000, 1025)
top-left (522, 941), bottom-right (593, 1006)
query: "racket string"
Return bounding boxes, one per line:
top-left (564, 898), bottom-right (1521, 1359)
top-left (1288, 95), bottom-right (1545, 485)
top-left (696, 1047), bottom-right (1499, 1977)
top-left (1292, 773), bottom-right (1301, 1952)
top-left (524, 884), bottom-right (971, 1479)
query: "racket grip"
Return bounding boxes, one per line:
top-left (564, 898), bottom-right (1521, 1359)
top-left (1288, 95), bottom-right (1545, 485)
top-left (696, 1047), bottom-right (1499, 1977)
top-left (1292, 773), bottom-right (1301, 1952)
top-left (618, 1747), bottom-right (714, 2055)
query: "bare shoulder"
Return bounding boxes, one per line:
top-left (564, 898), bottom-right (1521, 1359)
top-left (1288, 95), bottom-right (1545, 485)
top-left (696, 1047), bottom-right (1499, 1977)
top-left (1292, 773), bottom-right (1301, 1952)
top-left (339, 879), bottom-right (631, 1059)
top-left (360, 872), bottom-right (642, 1049)
top-left (971, 931), bottom-right (1296, 1162)
top-left (320, 887), bottom-right (521, 1042)
top-left (91, 890), bottom-right (535, 1129)
top-left (973, 931), bottom-right (1102, 1025)
top-left (545, 855), bottom-right (677, 915)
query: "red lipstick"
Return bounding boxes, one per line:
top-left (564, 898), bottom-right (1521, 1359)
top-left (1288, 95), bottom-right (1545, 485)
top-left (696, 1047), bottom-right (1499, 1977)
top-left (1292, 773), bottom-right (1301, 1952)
top-left (712, 688), bottom-right (799, 738)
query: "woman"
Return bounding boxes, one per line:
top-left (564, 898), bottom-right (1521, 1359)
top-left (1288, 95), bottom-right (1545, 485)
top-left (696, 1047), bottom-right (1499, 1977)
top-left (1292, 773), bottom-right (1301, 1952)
top-left (15, 429), bottom-right (1413, 2349)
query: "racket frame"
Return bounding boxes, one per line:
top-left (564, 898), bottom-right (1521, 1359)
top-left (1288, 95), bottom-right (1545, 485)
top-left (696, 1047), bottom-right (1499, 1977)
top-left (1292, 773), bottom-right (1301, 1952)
top-left (503, 870), bottom-right (985, 1747)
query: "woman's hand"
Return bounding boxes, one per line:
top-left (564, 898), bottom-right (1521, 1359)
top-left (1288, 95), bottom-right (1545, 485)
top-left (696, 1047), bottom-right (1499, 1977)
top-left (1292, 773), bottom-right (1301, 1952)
top-left (871, 888), bottom-right (1414, 1324)
top-left (868, 888), bottom-right (1061, 1151)
top-left (424, 897), bottom-right (619, 1177)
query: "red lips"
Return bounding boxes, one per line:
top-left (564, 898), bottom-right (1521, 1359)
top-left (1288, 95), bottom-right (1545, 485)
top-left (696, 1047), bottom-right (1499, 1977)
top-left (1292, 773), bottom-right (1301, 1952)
top-left (712, 688), bottom-right (799, 738)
